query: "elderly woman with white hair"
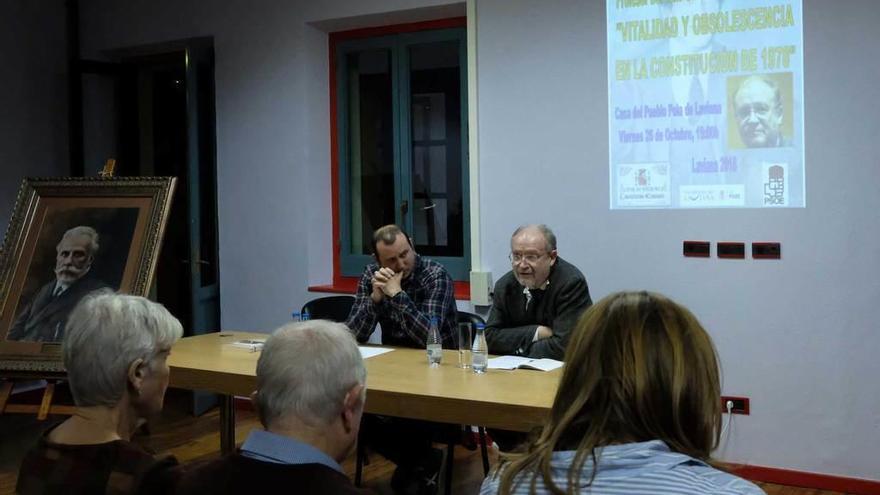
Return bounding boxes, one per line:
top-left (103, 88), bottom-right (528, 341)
top-left (16, 293), bottom-right (184, 495)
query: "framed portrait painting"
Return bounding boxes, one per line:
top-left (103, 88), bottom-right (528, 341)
top-left (0, 177), bottom-right (176, 373)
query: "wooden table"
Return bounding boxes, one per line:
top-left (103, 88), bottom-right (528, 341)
top-left (168, 332), bottom-right (561, 453)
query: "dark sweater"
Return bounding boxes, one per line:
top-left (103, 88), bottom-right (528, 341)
top-left (174, 453), bottom-right (374, 495)
top-left (485, 257), bottom-right (592, 360)
top-left (16, 425), bottom-right (178, 495)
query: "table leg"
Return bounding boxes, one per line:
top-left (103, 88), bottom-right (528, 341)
top-left (220, 394), bottom-right (236, 454)
top-left (478, 427), bottom-right (490, 474)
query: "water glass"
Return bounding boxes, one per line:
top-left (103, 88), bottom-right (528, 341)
top-left (458, 323), bottom-right (473, 368)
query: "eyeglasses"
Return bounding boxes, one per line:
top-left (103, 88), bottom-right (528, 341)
top-left (736, 103), bottom-right (773, 122)
top-left (509, 252), bottom-right (547, 264)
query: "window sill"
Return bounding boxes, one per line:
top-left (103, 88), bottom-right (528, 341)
top-left (309, 278), bottom-right (471, 301)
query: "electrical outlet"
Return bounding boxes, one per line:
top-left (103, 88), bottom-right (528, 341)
top-left (469, 271), bottom-right (493, 305)
top-left (752, 242), bottom-right (781, 259)
top-left (721, 396), bottom-right (750, 415)
top-left (683, 240), bottom-right (710, 257)
top-left (717, 242), bottom-right (746, 259)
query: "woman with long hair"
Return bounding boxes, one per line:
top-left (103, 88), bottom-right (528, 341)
top-left (481, 291), bottom-right (763, 495)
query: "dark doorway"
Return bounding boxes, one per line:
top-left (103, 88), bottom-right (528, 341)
top-left (74, 38), bottom-right (220, 415)
top-left (127, 51), bottom-right (192, 328)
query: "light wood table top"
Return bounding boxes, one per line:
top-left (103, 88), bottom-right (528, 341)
top-left (169, 332), bottom-right (561, 432)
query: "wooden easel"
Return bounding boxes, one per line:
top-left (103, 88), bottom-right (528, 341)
top-left (0, 159), bottom-right (117, 421)
top-left (99, 158), bottom-right (117, 178)
top-left (0, 377), bottom-right (76, 419)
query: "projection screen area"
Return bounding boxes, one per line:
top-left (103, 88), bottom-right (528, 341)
top-left (608, 0), bottom-right (804, 209)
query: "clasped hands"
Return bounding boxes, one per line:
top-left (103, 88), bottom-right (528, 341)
top-left (371, 267), bottom-right (403, 303)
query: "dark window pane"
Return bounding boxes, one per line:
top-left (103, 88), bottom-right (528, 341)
top-left (408, 41), bottom-right (463, 257)
top-left (346, 49), bottom-right (395, 255)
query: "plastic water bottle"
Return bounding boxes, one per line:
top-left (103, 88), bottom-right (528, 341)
top-left (291, 311), bottom-right (301, 322)
top-left (426, 317), bottom-right (443, 366)
top-left (302, 310), bottom-right (310, 321)
top-left (472, 323), bottom-right (488, 374)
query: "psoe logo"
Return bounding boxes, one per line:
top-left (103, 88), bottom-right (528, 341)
top-left (762, 162), bottom-right (788, 207)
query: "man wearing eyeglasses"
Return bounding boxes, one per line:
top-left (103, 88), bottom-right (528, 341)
top-left (733, 75), bottom-right (790, 148)
top-left (485, 224), bottom-right (592, 361)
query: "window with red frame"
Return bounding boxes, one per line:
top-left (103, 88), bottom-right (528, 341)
top-left (332, 20), bottom-right (470, 282)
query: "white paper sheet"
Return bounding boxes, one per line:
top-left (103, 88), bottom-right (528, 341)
top-left (487, 355), bottom-right (563, 371)
top-left (359, 346), bottom-right (395, 359)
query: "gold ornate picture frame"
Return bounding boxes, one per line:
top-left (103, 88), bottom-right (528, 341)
top-left (0, 177), bottom-right (176, 372)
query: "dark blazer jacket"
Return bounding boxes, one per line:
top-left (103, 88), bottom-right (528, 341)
top-left (175, 454), bottom-right (374, 495)
top-left (8, 274), bottom-right (110, 342)
top-left (485, 257), bottom-right (592, 360)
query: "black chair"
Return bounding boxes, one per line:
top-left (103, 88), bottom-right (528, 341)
top-left (456, 310), bottom-right (485, 328)
top-left (300, 295), bottom-right (355, 322)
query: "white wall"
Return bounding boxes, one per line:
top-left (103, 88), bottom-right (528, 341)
top-left (77, 0), bottom-right (462, 331)
top-left (0, 0), bottom-right (69, 234)
top-left (74, 0), bottom-right (879, 481)
top-left (476, 0), bottom-right (879, 480)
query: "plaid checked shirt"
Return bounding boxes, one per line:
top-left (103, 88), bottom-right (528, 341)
top-left (346, 255), bottom-right (458, 349)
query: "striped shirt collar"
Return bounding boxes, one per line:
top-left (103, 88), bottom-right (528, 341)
top-left (481, 439), bottom-right (762, 494)
top-left (550, 440), bottom-right (708, 474)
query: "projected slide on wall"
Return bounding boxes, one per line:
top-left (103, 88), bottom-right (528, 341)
top-left (608, 0), bottom-right (804, 209)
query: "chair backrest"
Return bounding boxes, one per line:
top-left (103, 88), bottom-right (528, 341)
top-left (300, 295), bottom-right (355, 323)
top-left (456, 310), bottom-right (485, 327)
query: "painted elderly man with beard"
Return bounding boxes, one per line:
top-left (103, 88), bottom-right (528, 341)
top-left (8, 226), bottom-right (110, 342)
top-left (485, 225), bottom-right (592, 361)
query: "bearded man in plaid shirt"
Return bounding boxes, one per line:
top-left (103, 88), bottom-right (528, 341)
top-left (346, 224), bottom-right (457, 350)
top-left (345, 224), bottom-right (457, 495)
